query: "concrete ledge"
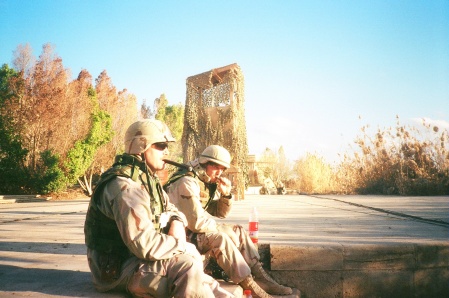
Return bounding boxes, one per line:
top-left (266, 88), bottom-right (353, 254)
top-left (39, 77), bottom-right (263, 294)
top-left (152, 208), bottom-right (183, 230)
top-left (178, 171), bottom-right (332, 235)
top-left (267, 243), bottom-right (449, 298)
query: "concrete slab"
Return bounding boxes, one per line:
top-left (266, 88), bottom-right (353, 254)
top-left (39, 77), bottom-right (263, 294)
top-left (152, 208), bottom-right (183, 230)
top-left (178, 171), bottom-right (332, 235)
top-left (219, 195), bottom-right (449, 246)
top-left (0, 194), bottom-right (447, 297)
top-left (221, 195), bottom-right (449, 298)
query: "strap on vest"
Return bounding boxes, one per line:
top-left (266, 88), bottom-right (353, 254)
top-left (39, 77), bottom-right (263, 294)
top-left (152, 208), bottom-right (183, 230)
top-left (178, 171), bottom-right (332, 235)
top-left (86, 154), bottom-right (165, 253)
top-left (164, 168), bottom-right (217, 210)
top-left (163, 168), bottom-right (195, 192)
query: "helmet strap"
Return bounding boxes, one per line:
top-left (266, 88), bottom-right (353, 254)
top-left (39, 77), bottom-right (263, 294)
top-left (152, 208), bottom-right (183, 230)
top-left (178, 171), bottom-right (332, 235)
top-left (189, 159), bottom-right (212, 184)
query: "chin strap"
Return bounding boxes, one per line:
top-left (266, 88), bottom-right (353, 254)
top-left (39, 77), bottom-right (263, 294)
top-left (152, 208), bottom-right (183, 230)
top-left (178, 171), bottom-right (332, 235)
top-left (189, 159), bottom-right (212, 184)
top-left (139, 152), bottom-right (165, 215)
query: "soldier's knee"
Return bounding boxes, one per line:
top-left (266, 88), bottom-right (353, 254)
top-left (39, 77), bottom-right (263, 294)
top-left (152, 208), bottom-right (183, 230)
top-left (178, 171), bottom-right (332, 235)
top-left (214, 231), bottom-right (233, 243)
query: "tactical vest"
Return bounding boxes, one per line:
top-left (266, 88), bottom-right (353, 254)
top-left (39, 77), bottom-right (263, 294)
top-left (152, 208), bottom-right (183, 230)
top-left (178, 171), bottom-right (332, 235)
top-left (164, 167), bottom-right (217, 209)
top-left (84, 154), bottom-right (165, 255)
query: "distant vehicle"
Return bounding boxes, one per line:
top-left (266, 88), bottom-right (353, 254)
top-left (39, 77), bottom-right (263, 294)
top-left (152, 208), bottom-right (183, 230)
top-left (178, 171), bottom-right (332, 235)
top-left (259, 178), bottom-right (286, 195)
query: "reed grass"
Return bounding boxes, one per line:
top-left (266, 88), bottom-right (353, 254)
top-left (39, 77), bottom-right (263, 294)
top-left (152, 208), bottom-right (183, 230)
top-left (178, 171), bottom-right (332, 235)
top-left (295, 116), bottom-right (449, 195)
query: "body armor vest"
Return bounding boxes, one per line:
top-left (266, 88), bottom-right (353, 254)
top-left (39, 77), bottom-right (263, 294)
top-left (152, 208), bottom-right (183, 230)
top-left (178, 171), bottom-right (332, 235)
top-left (84, 154), bottom-right (165, 255)
top-left (164, 167), bottom-right (217, 209)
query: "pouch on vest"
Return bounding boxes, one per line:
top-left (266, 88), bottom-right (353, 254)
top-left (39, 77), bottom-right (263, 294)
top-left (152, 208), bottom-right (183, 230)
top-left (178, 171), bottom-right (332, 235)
top-left (99, 251), bottom-right (122, 282)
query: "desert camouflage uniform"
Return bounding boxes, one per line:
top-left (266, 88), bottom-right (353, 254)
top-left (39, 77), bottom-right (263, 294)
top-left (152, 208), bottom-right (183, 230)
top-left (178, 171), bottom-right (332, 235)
top-left (84, 157), bottom-right (231, 298)
top-left (165, 174), bottom-right (260, 284)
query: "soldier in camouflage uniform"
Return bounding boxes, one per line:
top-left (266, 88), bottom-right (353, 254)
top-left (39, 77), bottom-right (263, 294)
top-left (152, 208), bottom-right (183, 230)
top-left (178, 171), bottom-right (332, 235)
top-left (84, 120), bottom-right (232, 298)
top-left (164, 145), bottom-right (292, 298)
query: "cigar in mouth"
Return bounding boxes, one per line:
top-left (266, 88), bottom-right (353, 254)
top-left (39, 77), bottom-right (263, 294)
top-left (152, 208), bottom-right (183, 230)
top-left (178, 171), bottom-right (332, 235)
top-left (163, 159), bottom-right (193, 172)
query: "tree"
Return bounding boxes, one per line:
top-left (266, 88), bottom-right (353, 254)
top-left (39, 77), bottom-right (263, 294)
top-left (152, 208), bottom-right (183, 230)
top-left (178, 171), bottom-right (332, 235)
top-left (1, 43), bottom-right (139, 194)
top-left (154, 94), bottom-right (184, 161)
top-left (273, 146), bottom-right (292, 186)
top-left (294, 153), bottom-right (333, 194)
top-left (0, 64), bottom-right (29, 193)
top-left (154, 94), bottom-right (168, 120)
top-left (255, 146), bottom-right (295, 193)
top-left (65, 89), bottom-right (113, 195)
top-left (95, 70), bottom-right (117, 112)
top-left (140, 98), bottom-right (154, 119)
top-left (12, 43), bottom-right (35, 77)
top-left (19, 43), bottom-right (71, 170)
top-left (65, 69), bottom-right (95, 151)
top-left (94, 71), bottom-right (137, 168)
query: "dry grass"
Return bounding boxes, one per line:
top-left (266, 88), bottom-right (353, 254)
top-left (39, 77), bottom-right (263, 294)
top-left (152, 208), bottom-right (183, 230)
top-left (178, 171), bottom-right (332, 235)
top-left (294, 153), bottom-right (334, 194)
top-left (296, 117), bottom-right (449, 195)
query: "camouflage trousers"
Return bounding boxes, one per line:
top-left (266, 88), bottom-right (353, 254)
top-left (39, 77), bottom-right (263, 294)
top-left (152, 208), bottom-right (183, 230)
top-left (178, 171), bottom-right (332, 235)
top-left (127, 250), bottom-right (232, 298)
top-left (191, 223), bottom-right (260, 284)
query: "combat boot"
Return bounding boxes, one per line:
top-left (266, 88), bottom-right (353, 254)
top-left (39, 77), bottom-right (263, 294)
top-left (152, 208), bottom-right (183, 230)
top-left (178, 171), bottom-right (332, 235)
top-left (252, 262), bottom-right (293, 295)
top-left (239, 275), bottom-right (273, 298)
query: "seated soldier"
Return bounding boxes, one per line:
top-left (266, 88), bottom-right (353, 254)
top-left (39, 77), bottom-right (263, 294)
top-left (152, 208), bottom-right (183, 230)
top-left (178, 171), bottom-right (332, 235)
top-left (165, 145), bottom-right (292, 298)
top-left (84, 120), bottom-right (232, 298)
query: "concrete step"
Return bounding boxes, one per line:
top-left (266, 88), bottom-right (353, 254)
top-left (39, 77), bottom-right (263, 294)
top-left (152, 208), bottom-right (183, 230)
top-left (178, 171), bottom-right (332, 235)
top-left (266, 243), bottom-right (448, 298)
top-left (219, 279), bottom-right (301, 298)
top-left (0, 195), bottom-right (51, 203)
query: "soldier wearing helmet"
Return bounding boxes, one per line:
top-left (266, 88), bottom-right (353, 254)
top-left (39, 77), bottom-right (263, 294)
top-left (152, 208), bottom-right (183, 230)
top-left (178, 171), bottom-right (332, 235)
top-left (84, 120), bottom-right (232, 298)
top-left (165, 145), bottom-right (292, 298)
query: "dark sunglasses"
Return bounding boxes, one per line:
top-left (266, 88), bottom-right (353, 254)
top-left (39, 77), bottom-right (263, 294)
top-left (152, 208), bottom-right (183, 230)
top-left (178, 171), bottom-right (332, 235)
top-left (153, 142), bottom-right (169, 151)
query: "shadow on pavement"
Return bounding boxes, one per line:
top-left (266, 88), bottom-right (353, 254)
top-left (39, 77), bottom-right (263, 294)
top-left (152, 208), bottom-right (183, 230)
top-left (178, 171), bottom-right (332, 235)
top-left (0, 264), bottom-right (128, 297)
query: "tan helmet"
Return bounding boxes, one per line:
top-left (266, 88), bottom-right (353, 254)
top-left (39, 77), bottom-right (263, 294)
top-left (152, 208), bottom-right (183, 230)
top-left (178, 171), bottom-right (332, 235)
top-left (199, 145), bottom-right (231, 169)
top-left (124, 119), bottom-right (175, 155)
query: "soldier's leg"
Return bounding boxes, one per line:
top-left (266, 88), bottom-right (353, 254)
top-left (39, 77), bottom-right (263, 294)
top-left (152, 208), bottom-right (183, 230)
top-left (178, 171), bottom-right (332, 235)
top-left (197, 231), bottom-right (251, 284)
top-left (198, 232), bottom-right (273, 298)
top-left (218, 224), bottom-right (292, 296)
top-left (127, 254), bottom-right (215, 298)
top-left (217, 223), bottom-right (260, 267)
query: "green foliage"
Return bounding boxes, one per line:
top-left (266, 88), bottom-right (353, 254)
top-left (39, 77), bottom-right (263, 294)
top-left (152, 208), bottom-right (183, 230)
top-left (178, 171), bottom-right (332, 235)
top-left (154, 94), bottom-right (184, 140)
top-left (0, 64), bottom-right (16, 98)
top-left (65, 109), bottom-right (113, 184)
top-left (154, 94), bottom-right (168, 120)
top-left (162, 104), bottom-right (184, 140)
top-left (0, 116), bottom-right (30, 193)
top-left (1, 44), bottom-right (130, 196)
top-left (0, 64), bottom-right (30, 194)
top-left (154, 94), bottom-right (185, 161)
top-left (31, 150), bottom-right (67, 194)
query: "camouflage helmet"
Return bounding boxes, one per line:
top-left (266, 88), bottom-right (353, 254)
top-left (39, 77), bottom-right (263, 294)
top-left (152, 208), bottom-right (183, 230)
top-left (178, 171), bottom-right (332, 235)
top-left (199, 145), bottom-right (231, 169)
top-left (124, 119), bottom-right (175, 155)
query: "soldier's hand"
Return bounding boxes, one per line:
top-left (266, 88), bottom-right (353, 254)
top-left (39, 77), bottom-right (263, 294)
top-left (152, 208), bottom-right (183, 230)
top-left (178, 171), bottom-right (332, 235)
top-left (184, 242), bottom-right (203, 266)
top-left (168, 220), bottom-right (186, 242)
top-left (217, 176), bottom-right (232, 197)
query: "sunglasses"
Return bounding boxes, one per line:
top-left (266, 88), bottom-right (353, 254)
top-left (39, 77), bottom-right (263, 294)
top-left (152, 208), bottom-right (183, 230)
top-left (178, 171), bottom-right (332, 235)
top-left (152, 142), bottom-right (169, 151)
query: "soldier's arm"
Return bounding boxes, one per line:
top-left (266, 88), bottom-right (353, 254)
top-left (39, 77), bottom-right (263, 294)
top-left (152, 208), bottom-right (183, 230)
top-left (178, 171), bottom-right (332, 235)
top-left (174, 176), bottom-right (218, 233)
top-left (106, 177), bottom-right (187, 261)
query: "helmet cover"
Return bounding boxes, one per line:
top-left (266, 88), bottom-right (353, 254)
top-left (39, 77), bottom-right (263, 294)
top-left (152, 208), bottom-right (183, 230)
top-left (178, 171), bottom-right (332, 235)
top-left (198, 145), bottom-right (231, 168)
top-left (124, 119), bottom-right (175, 154)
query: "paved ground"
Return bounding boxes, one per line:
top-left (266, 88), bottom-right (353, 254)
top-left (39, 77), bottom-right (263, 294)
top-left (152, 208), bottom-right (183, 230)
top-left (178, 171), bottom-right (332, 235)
top-left (0, 194), bottom-right (448, 297)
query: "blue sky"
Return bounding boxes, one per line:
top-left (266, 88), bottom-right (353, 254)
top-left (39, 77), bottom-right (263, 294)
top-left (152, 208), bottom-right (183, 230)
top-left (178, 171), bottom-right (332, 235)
top-left (1, 0), bottom-right (448, 162)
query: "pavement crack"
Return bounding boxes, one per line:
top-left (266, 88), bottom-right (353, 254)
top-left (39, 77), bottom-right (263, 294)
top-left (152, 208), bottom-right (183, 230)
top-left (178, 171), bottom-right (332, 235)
top-left (310, 195), bottom-right (449, 228)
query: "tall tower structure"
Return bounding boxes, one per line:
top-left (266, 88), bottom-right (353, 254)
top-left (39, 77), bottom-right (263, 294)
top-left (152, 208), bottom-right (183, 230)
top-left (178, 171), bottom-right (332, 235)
top-left (182, 63), bottom-right (248, 200)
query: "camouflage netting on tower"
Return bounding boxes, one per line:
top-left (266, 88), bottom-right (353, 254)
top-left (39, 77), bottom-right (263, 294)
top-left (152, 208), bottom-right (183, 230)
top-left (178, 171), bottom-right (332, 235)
top-left (182, 63), bottom-right (248, 200)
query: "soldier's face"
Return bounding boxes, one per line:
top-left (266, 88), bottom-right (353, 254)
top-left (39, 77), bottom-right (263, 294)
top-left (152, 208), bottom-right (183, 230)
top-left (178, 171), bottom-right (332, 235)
top-left (144, 142), bottom-right (169, 173)
top-left (205, 163), bottom-right (227, 182)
